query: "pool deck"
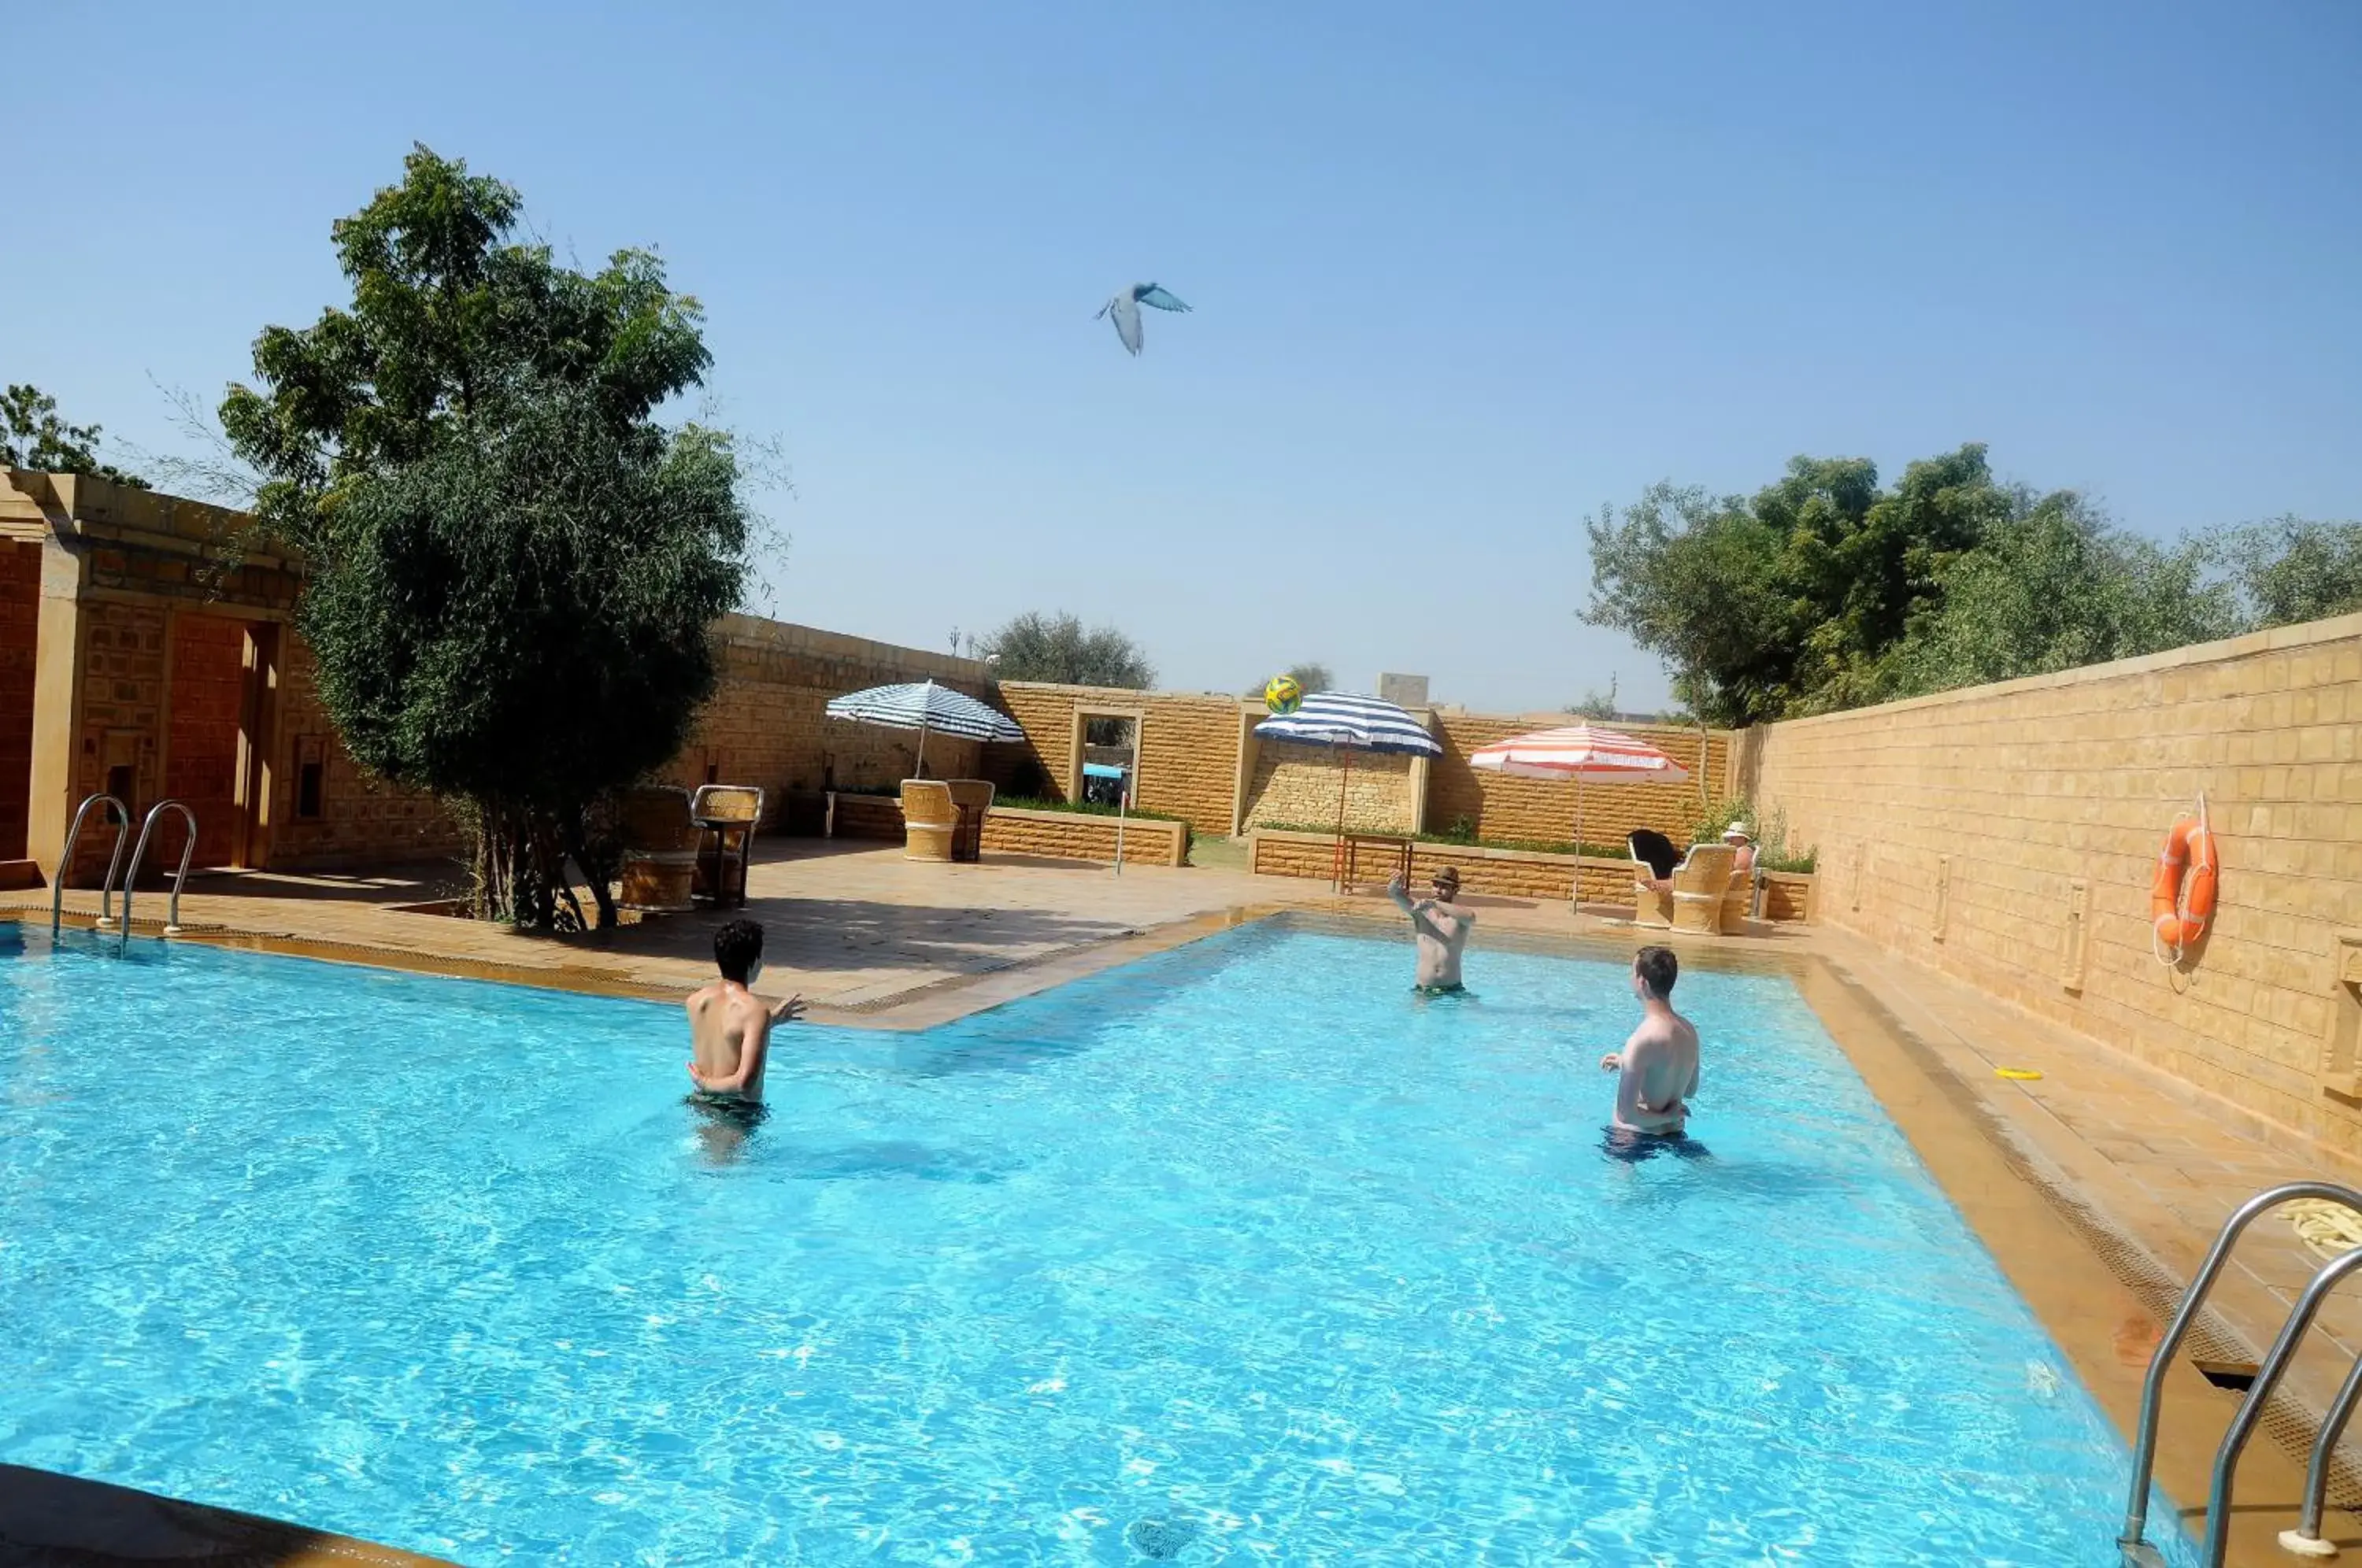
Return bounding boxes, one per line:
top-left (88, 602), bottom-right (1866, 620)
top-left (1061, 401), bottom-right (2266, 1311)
top-left (9, 840), bottom-right (2362, 1562)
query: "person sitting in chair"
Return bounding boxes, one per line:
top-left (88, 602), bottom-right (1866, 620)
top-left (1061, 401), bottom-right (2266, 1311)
top-left (1628, 828), bottom-right (1680, 890)
top-left (1720, 822), bottom-right (1757, 878)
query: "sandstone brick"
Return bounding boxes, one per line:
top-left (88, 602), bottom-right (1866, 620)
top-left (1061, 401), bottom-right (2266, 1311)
top-left (1750, 618), bottom-right (2362, 1148)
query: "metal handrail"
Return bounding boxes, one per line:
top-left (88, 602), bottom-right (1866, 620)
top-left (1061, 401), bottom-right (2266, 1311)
top-left (119, 800), bottom-right (198, 939)
top-left (2119, 1180), bottom-right (2362, 1557)
top-left (2286, 1345), bottom-right (2362, 1555)
top-left (2202, 1246), bottom-right (2362, 1566)
top-left (51, 793), bottom-right (131, 935)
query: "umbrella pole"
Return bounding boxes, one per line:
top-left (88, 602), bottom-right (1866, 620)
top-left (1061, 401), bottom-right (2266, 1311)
top-left (915, 718), bottom-right (930, 779)
top-left (1333, 745), bottom-right (1352, 893)
top-left (1573, 779), bottom-right (1587, 910)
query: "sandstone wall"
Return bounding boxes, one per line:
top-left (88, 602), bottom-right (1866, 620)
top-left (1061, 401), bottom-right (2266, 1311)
top-left (661, 616), bottom-right (990, 808)
top-left (1427, 712), bottom-right (1730, 850)
top-left (981, 806), bottom-right (1188, 867)
top-left (1249, 829), bottom-right (1656, 903)
top-left (1746, 613), bottom-right (2362, 1156)
top-left (983, 683), bottom-right (1244, 834)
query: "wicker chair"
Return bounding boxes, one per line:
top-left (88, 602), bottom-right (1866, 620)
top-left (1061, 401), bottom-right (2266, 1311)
top-left (1668, 843), bottom-right (1738, 933)
top-left (1628, 830), bottom-right (1679, 925)
top-left (943, 780), bottom-right (994, 863)
top-left (690, 784), bottom-right (765, 906)
top-left (900, 779), bottom-right (957, 863)
top-left (618, 786), bottom-right (699, 913)
top-left (1721, 856), bottom-right (1761, 934)
top-left (1630, 830), bottom-right (1678, 928)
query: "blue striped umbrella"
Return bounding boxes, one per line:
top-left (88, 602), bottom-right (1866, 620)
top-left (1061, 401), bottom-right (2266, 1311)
top-left (824, 679), bottom-right (1024, 776)
top-left (1253, 692), bottom-right (1441, 888)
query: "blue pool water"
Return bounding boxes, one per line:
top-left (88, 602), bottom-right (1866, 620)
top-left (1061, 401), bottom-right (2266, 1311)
top-left (0, 920), bottom-right (2189, 1565)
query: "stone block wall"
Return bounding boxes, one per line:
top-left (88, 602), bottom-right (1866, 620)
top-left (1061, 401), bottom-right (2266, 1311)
top-left (1248, 829), bottom-right (1649, 902)
top-left (1745, 613), bottom-right (2362, 1156)
top-left (1241, 741), bottom-right (1420, 834)
top-left (68, 601), bottom-right (167, 882)
top-left (663, 617), bottom-right (989, 810)
top-left (983, 684), bottom-right (1244, 834)
top-left (1427, 712), bottom-right (1728, 849)
top-left (828, 793), bottom-right (908, 841)
top-left (265, 637), bottom-right (468, 871)
top-left (981, 805), bottom-right (1188, 867)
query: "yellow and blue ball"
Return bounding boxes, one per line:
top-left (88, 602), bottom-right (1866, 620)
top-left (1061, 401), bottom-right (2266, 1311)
top-left (1264, 674), bottom-right (1304, 715)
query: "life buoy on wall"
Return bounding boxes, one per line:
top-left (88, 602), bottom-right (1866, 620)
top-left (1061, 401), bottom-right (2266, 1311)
top-left (2151, 797), bottom-right (2218, 960)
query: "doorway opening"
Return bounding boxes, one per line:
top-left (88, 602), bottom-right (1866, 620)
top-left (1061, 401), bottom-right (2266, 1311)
top-left (0, 542), bottom-right (37, 862)
top-left (165, 615), bottom-right (280, 869)
top-left (1077, 712), bottom-right (1140, 807)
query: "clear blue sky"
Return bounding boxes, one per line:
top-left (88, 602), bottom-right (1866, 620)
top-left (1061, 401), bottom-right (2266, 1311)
top-left (11, 3), bottom-right (2359, 712)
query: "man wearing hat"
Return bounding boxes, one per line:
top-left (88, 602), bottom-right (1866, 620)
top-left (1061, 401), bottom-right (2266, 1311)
top-left (1720, 822), bottom-right (1757, 878)
top-left (1387, 866), bottom-right (1475, 994)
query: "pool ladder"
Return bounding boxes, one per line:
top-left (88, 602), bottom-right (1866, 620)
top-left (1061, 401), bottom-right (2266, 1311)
top-left (52, 793), bottom-right (199, 941)
top-left (2120, 1181), bottom-right (2362, 1566)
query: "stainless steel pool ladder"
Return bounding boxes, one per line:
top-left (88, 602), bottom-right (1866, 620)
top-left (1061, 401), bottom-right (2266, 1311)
top-left (2118, 1180), bottom-right (2362, 1566)
top-left (52, 792), bottom-right (132, 935)
top-left (120, 800), bottom-right (198, 938)
top-left (50, 794), bottom-right (198, 941)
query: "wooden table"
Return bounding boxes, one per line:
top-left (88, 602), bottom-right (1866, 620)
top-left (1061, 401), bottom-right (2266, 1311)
top-left (1338, 833), bottom-right (1414, 891)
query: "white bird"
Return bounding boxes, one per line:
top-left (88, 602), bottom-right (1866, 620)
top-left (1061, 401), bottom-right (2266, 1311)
top-left (1097, 283), bottom-right (1191, 356)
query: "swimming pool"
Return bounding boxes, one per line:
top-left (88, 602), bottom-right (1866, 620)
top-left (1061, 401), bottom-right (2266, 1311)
top-left (0, 919), bottom-right (2190, 1565)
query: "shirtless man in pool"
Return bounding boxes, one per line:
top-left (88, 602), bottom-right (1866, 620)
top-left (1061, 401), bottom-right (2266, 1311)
top-left (1600, 945), bottom-right (1699, 1135)
top-left (685, 919), bottom-right (805, 1116)
top-left (1387, 867), bottom-right (1474, 993)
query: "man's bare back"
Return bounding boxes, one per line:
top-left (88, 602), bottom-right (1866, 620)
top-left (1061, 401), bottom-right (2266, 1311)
top-left (685, 919), bottom-right (804, 1106)
top-left (1389, 869), bottom-right (1473, 992)
top-left (685, 982), bottom-right (800, 1104)
top-left (1599, 945), bottom-right (1699, 1135)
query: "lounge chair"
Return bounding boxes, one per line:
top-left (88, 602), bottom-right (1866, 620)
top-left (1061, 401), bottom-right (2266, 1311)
top-left (900, 779), bottom-right (957, 862)
top-left (1632, 841), bottom-right (1738, 933)
top-left (690, 784), bottom-right (765, 906)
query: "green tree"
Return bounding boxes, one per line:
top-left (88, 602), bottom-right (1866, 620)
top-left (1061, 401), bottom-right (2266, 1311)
top-left (1583, 480), bottom-right (1796, 726)
top-left (0, 384), bottom-right (147, 486)
top-left (1586, 446), bottom-right (2019, 723)
top-left (1247, 661), bottom-right (1332, 696)
top-left (220, 146), bottom-right (750, 930)
top-left (2211, 515), bottom-right (2362, 629)
top-left (1565, 673), bottom-right (1619, 719)
top-left (1879, 492), bottom-right (2236, 699)
top-left (984, 611), bottom-right (1155, 688)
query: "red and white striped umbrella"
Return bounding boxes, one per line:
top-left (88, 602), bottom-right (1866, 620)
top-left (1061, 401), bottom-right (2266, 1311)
top-left (1468, 723), bottom-right (1690, 783)
top-left (1468, 723), bottom-right (1689, 867)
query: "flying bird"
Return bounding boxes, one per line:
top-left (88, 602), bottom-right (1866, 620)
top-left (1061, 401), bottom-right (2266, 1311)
top-left (1097, 283), bottom-right (1191, 357)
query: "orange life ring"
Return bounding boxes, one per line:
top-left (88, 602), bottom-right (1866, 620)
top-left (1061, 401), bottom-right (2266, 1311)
top-left (2151, 817), bottom-right (2217, 952)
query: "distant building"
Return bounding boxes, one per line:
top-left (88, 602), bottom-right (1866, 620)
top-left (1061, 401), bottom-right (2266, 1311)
top-left (1379, 672), bottom-right (1430, 708)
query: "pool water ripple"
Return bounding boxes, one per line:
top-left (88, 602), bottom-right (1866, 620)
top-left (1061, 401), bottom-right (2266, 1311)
top-left (0, 922), bottom-right (2192, 1564)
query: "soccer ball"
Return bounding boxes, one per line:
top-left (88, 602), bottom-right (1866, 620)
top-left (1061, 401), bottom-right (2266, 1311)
top-left (1264, 674), bottom-right (1304, 715)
